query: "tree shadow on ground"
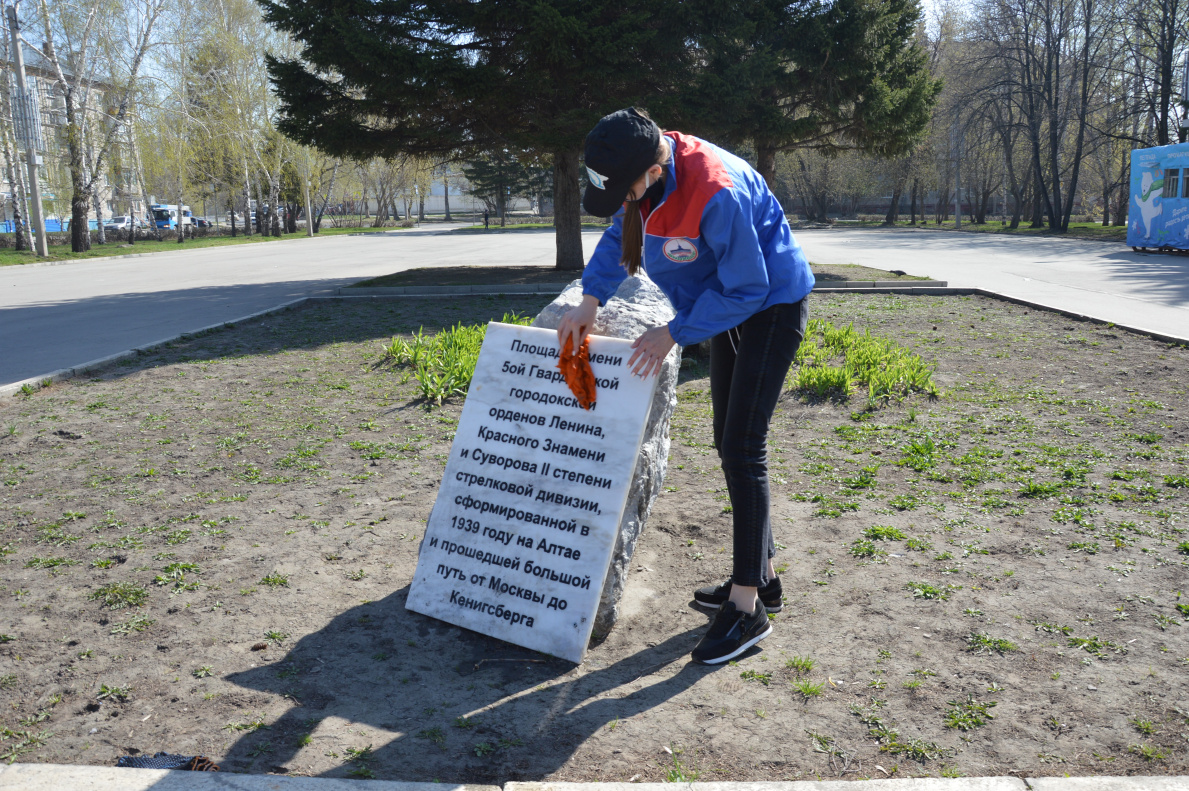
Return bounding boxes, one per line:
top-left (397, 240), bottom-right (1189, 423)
top-left (200, 588), bottom-right (712, 783)
top-left (3, 291), bottom-right (557, 388)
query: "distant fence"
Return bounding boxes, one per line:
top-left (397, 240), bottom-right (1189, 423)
top-left (0, 219), bottom-right (101, 233)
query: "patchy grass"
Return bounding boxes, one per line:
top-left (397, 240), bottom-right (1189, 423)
top-left (0, 292), bottom-right (1185, 781)
top-left (379, 312), bottom-right (532, 405)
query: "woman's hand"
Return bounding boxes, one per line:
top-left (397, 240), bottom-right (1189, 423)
top-left (557, 294), bottom-right (600, 355)
top-left (628, 325), bottom-right (675, 378)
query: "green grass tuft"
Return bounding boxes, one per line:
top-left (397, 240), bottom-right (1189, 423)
top-left (906, 581), bottom-right (958, 601)
top-left (966, 633), bottom-right (1018, 655)
top-left (864, 525), bottom-right (906, 541)
top-left (88, 582), bottom-right (149, 610)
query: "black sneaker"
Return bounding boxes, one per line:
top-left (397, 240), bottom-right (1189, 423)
top-left (693, 576), bottom-right (783, 613)
top-left (691, 601), bottom-right (773, 664)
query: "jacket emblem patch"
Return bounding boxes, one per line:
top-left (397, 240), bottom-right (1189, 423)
top-left (662, 237), bottom-right (698, 263)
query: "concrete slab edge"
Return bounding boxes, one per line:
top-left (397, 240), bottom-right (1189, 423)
top-left (5, 768), bottom-right (1185, 791)
top-left (337, 281), bottom-right (947, 296)
top-left (0, 763), bottom-right (499, 790)
top-left (340, 284), bottom-right (573, 296)
top-left (0, 297), bottom-right (311, 399)
top-left (2, 764), bottom-right (1188, 791)
top-left (506, 782), bottom-right (1028, 791)
top-left (813, 286), bottom-right (1189, 346)
top-left (6, 282), bottom-right (1185, 401)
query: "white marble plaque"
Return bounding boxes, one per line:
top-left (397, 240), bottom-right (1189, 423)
top-left (406, 322), bottom-right (658, 662)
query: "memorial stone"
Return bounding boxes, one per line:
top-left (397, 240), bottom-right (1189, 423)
top-left (532, 276), bottom-right (680, 635)
top-left (406, 321), bottom-right (661, 663)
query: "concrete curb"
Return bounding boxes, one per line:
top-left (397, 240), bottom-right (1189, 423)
top-left (508, 782), bottom-right (1028, 791)
top-left (1, 233), bottom-right (345, 271)
top-left (812, 279), bottom-right (948, 289)
top-left (0, 764), bottom-right (498, 790)
top-left (811, 286), bottom-right (1189, 346)
top-left (339, 284), bottom-right (574, 296)
top-left (4, 768), bottom-right (1186, 791)
top-left (0, 297), bottom-right (309, 398)
top-left (336, 281), bottom-right (947, 297)
top-left (5, 282), bottom-right (1186, 400)
top-left (1027, 778), bottom-right (1189, 790)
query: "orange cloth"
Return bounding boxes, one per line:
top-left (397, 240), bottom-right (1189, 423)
top-left (557, 337), bottom-right (597, 410)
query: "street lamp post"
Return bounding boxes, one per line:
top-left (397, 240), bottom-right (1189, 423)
top-left (6, 5), bottom-right (47, 256)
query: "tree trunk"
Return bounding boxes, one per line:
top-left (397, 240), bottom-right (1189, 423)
top-left (755, 141), bottom-right (777, 188)
top-left (552, 148), bottom-right (583, 271)
top-left (70, 193), bottom-right (91, 252)
top-left (69, 139), bottom-right (91, 252)
top-left (129, 119), bottom-right (159, 241)
top-left (418, 194), bottom-right (425, 222)
top-left (242, 165), bottom-right (253, 237)
top-left (442, 174), bottom-right (451, 221)
top-left (231, 200), bottom-right (237, 237)
top-left (1030, 170), bottom-right (1044, 228)
top-left (1112, 186), bottom-right (1126, 226)
top-left (255, 179), bottom-right (265, 233)
top-left (176, 187), bottom-right (185, 243)
top-left (883, 186), bottom-right (903, 225)
top-left (2, 130), bottom-right (27, 251)
top-left (86, 147), bottom-right (106, 245)
top-left (1101, 188), bottom-right (1110, 226)
top-left (269, 179), bottom-right (282, 237)
top-left (373, 187), bottom-right (389, 227)
top-left (909, 178), bottom-right (918, 224)
top-left (315, 161), bottom-right (338, 232)
top-left (91, 188), bottom-right (106, 244)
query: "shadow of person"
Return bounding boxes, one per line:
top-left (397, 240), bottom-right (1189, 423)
top-left (210, 586), bottom-right (714, 783)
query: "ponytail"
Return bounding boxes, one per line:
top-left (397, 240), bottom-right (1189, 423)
top-left (619, 137), bottom-right (672, 277)
top-left (621, 202), bottom-right (644, 276)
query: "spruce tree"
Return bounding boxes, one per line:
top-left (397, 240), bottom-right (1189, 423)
top-left (674, 0), bottom-right (941, 185)
top-left (260, 0), bottom-right (688, 270)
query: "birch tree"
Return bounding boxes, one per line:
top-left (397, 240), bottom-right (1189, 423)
top-left (33, 0), bottom-right (164, 251)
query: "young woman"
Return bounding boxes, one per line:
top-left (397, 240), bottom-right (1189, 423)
top-left (556, 108), bottom-right (815, 665)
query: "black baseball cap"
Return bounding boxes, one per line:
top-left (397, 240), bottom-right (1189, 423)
top-left (582, 108), bottom-right (662, 218)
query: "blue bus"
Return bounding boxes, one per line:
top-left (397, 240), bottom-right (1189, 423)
top-left (150, 204), bottom-right (193, 230)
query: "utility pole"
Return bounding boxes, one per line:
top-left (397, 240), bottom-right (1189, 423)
top-left (6, 5), bottom-right (47, 256)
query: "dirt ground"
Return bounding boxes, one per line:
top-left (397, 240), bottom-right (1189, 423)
top-left (353, 263), bottom-right (928, 289)
top-left (0, 292), bottom-right (1186, 782)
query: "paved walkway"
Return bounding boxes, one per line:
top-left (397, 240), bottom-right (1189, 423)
top-left (794, 227), bottom-right (1189, 343)
top-left (0, 227), bottom-right (600, 387)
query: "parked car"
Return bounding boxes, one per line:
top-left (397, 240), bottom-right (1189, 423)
top-left (104, 216), bottom-right (148, 231)
top-left (193, 218), bottom-right (212, 229)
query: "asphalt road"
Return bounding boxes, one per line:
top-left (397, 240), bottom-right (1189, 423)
top-left (3, 225), bottom-right (1186, 388)
top-left (794, 227), bottom-right (1189, 341)
top-left (0, 226), bottom-right (602, 387)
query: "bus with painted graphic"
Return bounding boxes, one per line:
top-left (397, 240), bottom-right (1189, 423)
top-left (150, 204), bottom-right (193, 230)
top-left (1127, 141), bottom-right (1189, 252)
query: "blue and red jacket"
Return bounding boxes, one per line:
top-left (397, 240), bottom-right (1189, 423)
top-left (582, 131), bottom-right (815, 346)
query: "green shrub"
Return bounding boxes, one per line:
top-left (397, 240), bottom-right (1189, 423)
top-left (382, 312), bottom-right (532, 406)
top-left (790, 319), bottom-right (938, 404)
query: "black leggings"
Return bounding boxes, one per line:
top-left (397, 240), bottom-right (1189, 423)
top-left (709, 300), bottom-right (807, 588)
